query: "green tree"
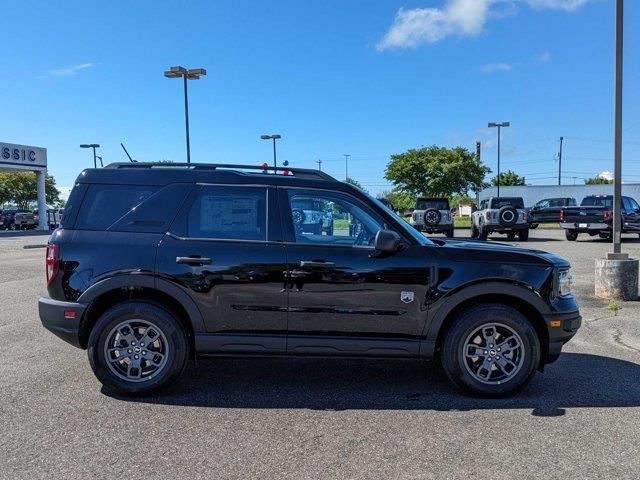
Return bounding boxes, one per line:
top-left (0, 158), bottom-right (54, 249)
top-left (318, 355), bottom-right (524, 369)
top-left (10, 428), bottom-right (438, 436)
top-left (0, 172), bottom-right (60, 209)
top-left (384, 146), bottom-right (490, 198)
top-left (584, 175), bottom-right (613, 185)
top-left (344, 177), bottom-right (367, 192)
top-left (491, 170), bottom-right (526, 187)
top-left (449, 193), bottom-right (476, 210)
top-left (379, 188), bottom-right (415, 212)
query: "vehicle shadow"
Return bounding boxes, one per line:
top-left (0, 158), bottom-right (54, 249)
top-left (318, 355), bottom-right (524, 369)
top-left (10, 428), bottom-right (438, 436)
top-left (107, 353), bottom-right (640, 415)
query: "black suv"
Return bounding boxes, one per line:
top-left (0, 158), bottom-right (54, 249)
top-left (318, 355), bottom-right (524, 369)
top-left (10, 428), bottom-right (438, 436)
top-left (39, 163), bottom-right (581, 397)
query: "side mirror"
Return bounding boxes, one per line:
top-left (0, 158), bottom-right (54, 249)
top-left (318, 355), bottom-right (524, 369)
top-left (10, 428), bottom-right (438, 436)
top-left (373, 229), bottom-right (401, 255)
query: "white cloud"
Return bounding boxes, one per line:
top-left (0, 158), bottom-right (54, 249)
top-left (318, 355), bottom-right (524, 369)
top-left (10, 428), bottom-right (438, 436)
top-left (599, 171), bottom-right (614, 181)
top-left (481, 62), bottom-right (513, 73)
top-left (377, 0), bottom-right (593, 50)
top-left (376, 0), bottom-right (492, 50)
top-left (40, 63), bottom-right (94, 78)
top-left (526, 0), bottom-right (590, 11)
top-left (537, 51), bottom-right (551, 63)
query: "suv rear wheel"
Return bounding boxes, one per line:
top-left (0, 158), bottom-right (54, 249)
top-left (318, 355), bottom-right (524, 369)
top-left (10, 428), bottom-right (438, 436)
top-left (518, 228), bottom-right (529, 241)
top-left (440, 304), bottom-right (540, 397)
top-left (88, 301), bottom-right (189, 396)
top-left (478, 222), bottom-right (489, 241)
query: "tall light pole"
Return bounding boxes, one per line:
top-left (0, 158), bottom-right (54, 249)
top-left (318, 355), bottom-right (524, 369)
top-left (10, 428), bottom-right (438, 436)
top-left (164, 66), bottom-right (206, 164)
top-left (316, 159), bottom-right (322, 171)
top-left (80, 144), bottom-right (100, 168)
top-left (558, 136), bottom-right (564, 186)
top-left (612, 0), bottom-right (623, 255)
top-left (488, 122), bottom-right (510, 197)
top-left (260, 134), bottom-right (282, 168)
top-left (343, 154), bottom-right (350, 180)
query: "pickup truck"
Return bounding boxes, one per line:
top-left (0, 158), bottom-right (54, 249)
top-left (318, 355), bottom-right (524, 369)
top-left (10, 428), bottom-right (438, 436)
top-left (560, 194), bottom-right (640, 241)
top-left (0, 209), bottom-right (36, 230)
top-left (528, 197), bottom-right (577, 228)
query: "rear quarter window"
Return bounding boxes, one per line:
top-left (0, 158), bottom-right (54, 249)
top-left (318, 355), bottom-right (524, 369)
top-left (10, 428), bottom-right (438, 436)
top-left (74, 184), bottom-right (159, 230)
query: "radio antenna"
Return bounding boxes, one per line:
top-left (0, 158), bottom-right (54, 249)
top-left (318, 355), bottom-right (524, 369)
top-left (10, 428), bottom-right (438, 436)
top-left (120, 142), bottom-right (136, 162)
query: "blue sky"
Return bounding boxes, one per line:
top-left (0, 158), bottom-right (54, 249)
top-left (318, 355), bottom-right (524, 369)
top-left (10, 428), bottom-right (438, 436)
top-left (2, 0), bottom-right (639, 197)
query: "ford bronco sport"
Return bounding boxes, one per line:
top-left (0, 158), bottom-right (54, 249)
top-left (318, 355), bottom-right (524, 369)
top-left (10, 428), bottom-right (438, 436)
top-left (39, 163), bottom-right (580, 397)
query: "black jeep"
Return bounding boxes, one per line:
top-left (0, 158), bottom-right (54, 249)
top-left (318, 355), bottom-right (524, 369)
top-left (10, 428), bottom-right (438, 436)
top-left (39, 163), bottom-right (581, 397)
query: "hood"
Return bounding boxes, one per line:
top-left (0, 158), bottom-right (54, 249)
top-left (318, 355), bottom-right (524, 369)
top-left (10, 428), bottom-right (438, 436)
top-left (430, 237), bottom-right (570, 268)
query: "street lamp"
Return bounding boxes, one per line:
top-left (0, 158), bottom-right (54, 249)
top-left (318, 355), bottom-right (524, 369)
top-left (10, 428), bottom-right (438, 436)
top-left (260, 134), bottom-right (282, 168)
top-left (80, 144), bottom-right (100, 168)
top-left (487, 122), bottom-right (510, 197)
top-left (164, 65), bottom-right (207, 164)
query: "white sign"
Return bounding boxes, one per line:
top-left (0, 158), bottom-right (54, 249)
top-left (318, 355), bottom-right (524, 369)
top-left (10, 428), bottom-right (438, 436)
top-left (0, 142), bottom-right (47, 171)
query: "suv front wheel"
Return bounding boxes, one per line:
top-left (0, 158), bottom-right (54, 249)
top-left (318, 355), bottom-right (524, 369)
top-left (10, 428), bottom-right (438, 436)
top-left (88, 301), bottom-right (189, 396)
top-left (441, 304), bottom-right (540, 397)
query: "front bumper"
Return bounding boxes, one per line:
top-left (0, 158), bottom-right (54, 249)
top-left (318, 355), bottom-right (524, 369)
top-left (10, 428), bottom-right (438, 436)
top-left (39, 297), bottom-right (86, 348)
top-left (544, 310), bottom-right (582, 362)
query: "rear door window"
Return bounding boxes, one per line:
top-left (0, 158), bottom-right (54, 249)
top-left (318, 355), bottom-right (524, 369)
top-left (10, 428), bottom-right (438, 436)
top-left (184, 185), bottom-right (267, 241)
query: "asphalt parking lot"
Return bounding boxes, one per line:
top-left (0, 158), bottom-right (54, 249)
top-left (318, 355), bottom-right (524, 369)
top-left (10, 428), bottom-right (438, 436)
top-left (1, 229), bottom-right (640, 479)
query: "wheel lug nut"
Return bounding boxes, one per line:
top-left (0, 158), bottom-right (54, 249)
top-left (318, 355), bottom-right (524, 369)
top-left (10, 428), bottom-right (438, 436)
top-left (140, 342), bottom-right (145, 347)
top-left (142, 351), bottom-right (147, 355)
top-left (127, 349), bottom-right (132, 354)
top-left (131, 341), bottom-right (136, 346)
top-left (484, 350), bottom-right (488, 355)
top-left (134, 355), bottom-right (139, 359)
top-left (497, 348), bottom-right (501, 352)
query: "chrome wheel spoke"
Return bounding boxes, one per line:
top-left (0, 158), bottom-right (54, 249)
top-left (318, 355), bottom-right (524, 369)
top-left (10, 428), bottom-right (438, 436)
top-left (465, 345), bottom-right (487, 358)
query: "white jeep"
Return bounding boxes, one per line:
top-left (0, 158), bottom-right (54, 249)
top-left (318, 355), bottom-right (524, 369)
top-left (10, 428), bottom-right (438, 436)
top-left (471, 197), bottom-right (529, 241)
top-left (411, 197), bottom-right (454, 237)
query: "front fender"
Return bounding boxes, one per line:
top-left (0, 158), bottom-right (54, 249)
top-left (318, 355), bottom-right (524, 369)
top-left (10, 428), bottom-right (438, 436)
top-left (423, 281), bottom-right (550, 342)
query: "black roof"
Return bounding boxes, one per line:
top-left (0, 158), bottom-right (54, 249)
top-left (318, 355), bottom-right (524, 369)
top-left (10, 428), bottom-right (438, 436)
top-left (75, 162), bottom-right (347, 190)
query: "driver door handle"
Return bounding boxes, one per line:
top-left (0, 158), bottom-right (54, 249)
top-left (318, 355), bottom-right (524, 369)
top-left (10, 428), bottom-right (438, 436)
top-left (299, 260), bottom-right (335, 269)
top-left (176, 256), bottom-right (212, 266)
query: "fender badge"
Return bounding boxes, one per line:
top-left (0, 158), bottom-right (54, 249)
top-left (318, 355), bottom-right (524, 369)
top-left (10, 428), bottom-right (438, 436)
top-left (401, 291), bottom-right (415, 303)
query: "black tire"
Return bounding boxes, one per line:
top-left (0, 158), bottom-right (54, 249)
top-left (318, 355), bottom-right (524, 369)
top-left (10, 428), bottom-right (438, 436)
top-left (565, 229), bottom-right (578, 241)
top-left (529, 223), bottom-right (539, 229)
top-left (598, 232), bottom-right (612, 240)
top-left (325, 220), bottom-right (334, 236)
top-left (498, 206), bottom-right (518, 227)
top-left (478, 223), bottom-right (489, 241)
top-left (470, 223), bottom-right (478, 239)
top-left (88, 301), bottom-right (189, 396)
top-left (440, 303), bottom-right (540, 397)
top-left (506, 232), bottom-right (516, 241)
top-left (423, 208), bottom-right (441, 226)
top-left (445, 228), bottom-right (454, 238)
top-left (518, 228), bottom-right (529, 241)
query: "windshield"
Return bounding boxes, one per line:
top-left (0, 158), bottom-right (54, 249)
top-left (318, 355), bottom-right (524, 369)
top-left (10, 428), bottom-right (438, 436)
top-left (490, 198), bottom-right (524, 209)
top-left (368, 194), bottom-right (433, 246)
top-left (581, 196), bottom-right (613, 208)
top-left (416, 199), bottom-right (449, 210)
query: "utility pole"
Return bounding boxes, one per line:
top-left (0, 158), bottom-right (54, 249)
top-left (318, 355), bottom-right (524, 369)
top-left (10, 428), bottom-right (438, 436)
top-left (488, 122), bottom-right (510, 197)
top-left (612, 0), bottom-right (623, 255)
top-left (558, 136), bottom-right (564, 186)
top-left (343, 154), bottom-right (350, 180)
top-left (316, 159), bottom-right (322, 171)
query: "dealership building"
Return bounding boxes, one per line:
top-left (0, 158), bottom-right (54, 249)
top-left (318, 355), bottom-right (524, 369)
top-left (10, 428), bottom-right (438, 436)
top-left (1, 141), bottom-right (48, 230)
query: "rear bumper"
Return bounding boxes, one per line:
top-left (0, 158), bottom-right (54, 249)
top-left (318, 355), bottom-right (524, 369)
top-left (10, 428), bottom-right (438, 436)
top-left (485, 223), bottom-right (529, 232)
top-left (416, 224), bottom-right (453, 233)
top-left (38, 297), bottom-right (86, 348)
top-left (560, 222), bottom-right (609, 231)
top-left (544, 310), bottom-right (582, 361)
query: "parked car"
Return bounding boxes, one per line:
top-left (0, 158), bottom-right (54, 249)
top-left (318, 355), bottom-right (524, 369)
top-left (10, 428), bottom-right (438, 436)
top-left (410, 197), bottom-right (454, 237)
top-left (39, 162), bottom-right (580, 397)
top-left (528, 197), bottom-right (577, 228)
top-left (0, 209), bottom-right (36, 230)
top-left (290, 196), bottom-right (334, 235)
top-left (471, 197), bottom-right (529, 241)
top-left (560, 194), bottom-right (640, 241)
top-left (33, 208), bottom-right (63, 230)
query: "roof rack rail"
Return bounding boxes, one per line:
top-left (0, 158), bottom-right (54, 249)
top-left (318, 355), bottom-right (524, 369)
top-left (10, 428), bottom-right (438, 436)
top-left (103, 162), bottom-right (335, 180)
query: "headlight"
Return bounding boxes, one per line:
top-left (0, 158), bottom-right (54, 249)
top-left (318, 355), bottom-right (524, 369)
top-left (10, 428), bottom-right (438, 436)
top-left (558, 269), bottom-right (573, 297)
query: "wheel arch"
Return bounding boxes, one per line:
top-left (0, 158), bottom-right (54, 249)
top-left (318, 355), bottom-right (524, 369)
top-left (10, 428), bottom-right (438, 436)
top-left (425, 283), bottom-right (550, 365)
top-left (77, 275), bottom-right (205, 350)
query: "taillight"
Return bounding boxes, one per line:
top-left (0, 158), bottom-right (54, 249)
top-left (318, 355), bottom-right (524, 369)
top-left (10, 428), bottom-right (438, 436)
top-left (412, 212), bottom-right (417, 220)
top-left (485, 211), bottom-right (491, 221)
top-left (523, 211), bottom-right (528, 221)
top-left (603, 210), bottom-right (612, 222)
top-left (560, 209), bottom-right (564, 221)
top-left (46, 243), bottom-right (59, 285)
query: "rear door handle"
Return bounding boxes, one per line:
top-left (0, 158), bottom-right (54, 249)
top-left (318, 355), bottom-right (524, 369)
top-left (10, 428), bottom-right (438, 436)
top-left (176, 256), bottom-right (212, 266)
top-left (299, 260), bottom-right (335, 268)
